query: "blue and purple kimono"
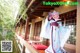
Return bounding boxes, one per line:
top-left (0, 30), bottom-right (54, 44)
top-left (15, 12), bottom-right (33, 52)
top-left (40, 13), bottom-right (71, 53)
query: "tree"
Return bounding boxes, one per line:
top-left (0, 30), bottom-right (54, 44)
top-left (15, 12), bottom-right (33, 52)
top-left (0, 0), bottom-right (27, 40)
top-left (0, 0), bottom-right (27, 53)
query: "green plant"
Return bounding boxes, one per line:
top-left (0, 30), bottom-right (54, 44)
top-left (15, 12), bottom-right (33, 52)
top-left (0, 0), bottom-right (27, 39)
top-left (0, 0), bottom-right (27, 53)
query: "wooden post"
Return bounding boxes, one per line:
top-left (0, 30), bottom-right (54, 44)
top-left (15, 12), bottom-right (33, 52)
top-left (22, 17), bottom-right (29, 53)
top-left (76, 1), bottom-right (80, 53)
top-left (15, 26), bottom-right (18, 34)
top-left (19, 24), bottom-right (23, 36)
top-left (25, 18), bottom-right (29, 40)
top-left (64, 17), bottom-right (66, 26)
top-left (29, 19), bottom-right (35, 40)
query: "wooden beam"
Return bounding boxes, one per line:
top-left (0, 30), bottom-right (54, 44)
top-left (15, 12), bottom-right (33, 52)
top-left (37, 6), bottom-right (55, 9)
top-left (33, 11), bottom-right (43, 13)
top-left (45, 0), bottom-right (61, 2)
top-left (33, 12), bottom-right (43, 16)
top-left (30, 1), bottom-right (42, 13)
top-left (35, 8), bottom-right (53, 11)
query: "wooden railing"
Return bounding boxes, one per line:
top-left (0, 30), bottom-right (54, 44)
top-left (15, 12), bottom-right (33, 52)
top-left (16, 34), bottom-right (76, 53)
top-left (15, 34), bottom-right (39, 53)
top-left (64, 43), bottom-right (76, 53)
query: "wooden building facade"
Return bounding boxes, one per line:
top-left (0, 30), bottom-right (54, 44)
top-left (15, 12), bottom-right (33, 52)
top-left (15, 0), bottom-right (79, 53)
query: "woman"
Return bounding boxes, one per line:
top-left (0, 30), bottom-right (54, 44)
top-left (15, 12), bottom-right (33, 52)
top-left (40, 11), bottom-right (71, 53)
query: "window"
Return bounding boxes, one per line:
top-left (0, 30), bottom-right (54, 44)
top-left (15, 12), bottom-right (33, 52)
top-left (34, 21), bottom-right (42, 40)
top-left (60, 9), bottom-right (76, 45)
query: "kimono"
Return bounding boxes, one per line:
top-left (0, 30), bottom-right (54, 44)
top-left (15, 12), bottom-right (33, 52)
top-left (40, 17), bottom-right (71, 53)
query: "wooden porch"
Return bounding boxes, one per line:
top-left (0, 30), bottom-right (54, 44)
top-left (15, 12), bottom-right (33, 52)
top-left (15, 0), bottom-right (77, 53)
top-left (15, 34), bottom-right (75, 53)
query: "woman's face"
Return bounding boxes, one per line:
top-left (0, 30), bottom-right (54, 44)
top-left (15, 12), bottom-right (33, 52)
top-left (52, 14), bottom-right (59, 19)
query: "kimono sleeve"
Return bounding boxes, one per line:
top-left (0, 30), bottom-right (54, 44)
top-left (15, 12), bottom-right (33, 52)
top-left (40, 18), bottom-right (51, 39)
top-left (58, 26), bottom-right (71, 48)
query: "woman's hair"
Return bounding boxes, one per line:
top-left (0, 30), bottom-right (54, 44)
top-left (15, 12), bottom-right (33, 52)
top-left (48, 11), bottom-right (59, 21)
